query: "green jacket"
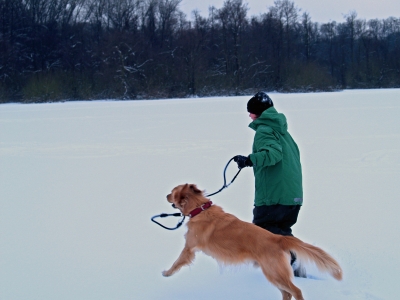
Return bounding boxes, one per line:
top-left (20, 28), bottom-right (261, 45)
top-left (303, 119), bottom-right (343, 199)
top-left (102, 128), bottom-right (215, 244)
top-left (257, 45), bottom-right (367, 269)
top-left (248, 107), bottom-right (303, 206)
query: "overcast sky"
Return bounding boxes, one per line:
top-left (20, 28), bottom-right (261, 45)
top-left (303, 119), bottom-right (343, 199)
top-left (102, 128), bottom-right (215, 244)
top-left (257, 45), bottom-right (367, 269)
top-left (179, 0), bottom-right (400, 23)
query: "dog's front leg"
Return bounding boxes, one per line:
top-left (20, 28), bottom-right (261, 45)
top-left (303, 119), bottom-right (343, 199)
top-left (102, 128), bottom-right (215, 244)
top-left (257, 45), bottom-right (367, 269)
top-left (162, 246), bottom-right (195, 277)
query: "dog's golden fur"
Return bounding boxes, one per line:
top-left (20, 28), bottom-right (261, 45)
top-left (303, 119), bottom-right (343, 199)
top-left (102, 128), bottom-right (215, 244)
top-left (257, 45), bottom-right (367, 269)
top-left (162, 184), bottom-right (342, 300)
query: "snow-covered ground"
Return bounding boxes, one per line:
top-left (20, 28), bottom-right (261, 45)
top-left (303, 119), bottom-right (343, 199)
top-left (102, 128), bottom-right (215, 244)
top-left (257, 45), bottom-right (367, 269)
top-left (1, 89), bottom-right (399, 300)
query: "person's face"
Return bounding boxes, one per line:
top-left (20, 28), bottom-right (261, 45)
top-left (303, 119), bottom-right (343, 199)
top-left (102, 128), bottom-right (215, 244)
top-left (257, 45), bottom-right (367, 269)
top-left (249, 113), bottom-right (258, 121)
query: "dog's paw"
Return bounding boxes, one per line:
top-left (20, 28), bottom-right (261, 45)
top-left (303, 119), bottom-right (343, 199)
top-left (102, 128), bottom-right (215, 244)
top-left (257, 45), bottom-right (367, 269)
top-left (162, 270), bottom-right (171, 277)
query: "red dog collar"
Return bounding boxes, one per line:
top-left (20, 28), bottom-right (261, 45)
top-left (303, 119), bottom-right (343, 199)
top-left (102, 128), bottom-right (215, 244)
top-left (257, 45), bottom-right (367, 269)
top-left (188, 201), bottom-right (213, 218)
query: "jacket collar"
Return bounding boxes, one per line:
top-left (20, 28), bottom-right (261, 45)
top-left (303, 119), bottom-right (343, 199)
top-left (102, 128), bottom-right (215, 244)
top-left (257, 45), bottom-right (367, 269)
top-left (249, 107), bottom-right (287, 134)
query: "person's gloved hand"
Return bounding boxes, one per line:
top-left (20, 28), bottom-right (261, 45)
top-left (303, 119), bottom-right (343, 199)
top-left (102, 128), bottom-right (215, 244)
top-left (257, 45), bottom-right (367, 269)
top-left (233, 155), bottom-right (253, 169)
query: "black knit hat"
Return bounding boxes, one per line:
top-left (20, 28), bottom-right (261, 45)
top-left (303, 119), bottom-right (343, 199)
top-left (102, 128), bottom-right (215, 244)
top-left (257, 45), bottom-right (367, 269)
top-left (247, 92), bottom-right (273, 116)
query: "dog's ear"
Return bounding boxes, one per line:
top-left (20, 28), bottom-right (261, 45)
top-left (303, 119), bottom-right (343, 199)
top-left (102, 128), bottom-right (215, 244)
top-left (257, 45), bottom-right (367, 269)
top-left (189, 184), bottom-right (202, 194)
top-left (177, 184), bottom-right (189, 207)
top-left (178, 194), bottom-right (188, 208)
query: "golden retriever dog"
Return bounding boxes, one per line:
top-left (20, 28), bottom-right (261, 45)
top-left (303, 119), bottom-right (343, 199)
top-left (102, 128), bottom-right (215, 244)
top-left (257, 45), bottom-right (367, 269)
top-left (162, 184), bottom-right (343, 300)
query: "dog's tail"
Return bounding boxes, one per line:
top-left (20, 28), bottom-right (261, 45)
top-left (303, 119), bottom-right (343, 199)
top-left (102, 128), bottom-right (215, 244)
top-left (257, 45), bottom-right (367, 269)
top-left (281, 236), bottom-right (343, 280)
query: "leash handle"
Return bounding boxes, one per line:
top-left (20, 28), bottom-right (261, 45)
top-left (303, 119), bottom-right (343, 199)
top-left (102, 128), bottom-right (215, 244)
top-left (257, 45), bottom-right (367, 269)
top-left (151, 213), bottom-right (186, 230)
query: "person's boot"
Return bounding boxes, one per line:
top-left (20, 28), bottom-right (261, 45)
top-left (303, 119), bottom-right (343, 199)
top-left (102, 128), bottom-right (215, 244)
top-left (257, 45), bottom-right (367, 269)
top-left (290, 251), bottom-right (307, 278)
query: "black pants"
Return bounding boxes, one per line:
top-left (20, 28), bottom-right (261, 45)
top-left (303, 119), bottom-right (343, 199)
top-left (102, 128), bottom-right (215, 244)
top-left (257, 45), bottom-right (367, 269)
top-left (253, 204), bottom-right (301, 237)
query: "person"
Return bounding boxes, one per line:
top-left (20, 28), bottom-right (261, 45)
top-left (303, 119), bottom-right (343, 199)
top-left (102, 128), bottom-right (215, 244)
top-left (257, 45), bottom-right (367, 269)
top-left (234, 91), bottom-right (306, 277)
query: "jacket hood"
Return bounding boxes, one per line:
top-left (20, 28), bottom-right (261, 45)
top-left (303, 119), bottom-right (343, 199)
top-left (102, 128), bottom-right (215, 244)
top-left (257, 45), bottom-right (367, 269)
top-left (249, 107), bottom-right (288, 134)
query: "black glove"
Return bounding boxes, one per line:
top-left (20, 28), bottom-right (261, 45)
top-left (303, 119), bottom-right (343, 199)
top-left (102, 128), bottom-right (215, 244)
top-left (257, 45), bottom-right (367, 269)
top-left (233, 155), bottom-right (253, 169)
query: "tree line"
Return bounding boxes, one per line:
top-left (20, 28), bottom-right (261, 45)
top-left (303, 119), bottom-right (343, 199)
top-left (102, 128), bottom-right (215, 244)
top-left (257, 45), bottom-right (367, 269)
top-left (0, 0), bottom-right (399, 103)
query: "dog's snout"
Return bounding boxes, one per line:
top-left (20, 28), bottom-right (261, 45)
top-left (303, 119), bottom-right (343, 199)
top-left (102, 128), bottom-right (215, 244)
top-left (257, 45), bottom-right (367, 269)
top-left (171, 203), bottom-right (176, 208)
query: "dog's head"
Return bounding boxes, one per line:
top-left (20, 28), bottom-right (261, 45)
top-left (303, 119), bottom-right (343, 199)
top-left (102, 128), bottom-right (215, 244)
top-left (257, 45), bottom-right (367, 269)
top-left (166, 184), bottom-right (206, 216)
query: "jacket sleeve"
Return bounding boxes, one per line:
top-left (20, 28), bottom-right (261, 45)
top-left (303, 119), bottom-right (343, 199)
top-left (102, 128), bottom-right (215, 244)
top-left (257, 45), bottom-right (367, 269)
top-left (248, 126), bottom-right (282, 167)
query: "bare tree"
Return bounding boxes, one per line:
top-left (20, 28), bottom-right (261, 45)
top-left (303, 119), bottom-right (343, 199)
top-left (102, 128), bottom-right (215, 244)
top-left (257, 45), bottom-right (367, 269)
top-left (320, 21), bottom-right (337, 77)
top-left (270, 0), bottom-right (300, 61)
top-left (106, 0), bottom-right (141, 31)
top-left (158, 0), bottom-right (181, 48)
top-left (217, 0), bottom-right (248, 89)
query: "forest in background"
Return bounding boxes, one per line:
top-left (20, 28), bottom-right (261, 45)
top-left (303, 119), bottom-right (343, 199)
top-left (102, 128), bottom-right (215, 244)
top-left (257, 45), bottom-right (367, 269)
top-left (0, 0), bottom-right (399, 103)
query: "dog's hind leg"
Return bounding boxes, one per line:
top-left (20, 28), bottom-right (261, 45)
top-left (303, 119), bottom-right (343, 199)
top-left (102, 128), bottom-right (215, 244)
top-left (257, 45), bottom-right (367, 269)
top-left (259, 256), bottom-right (304, 300)
top-left (162, 246), bottom-right (195, 277)
top-left (279, 289), bottom-right (292, 300)
top-left (278, 282), bottom-right (303, 300)
top-left (267, 272), bottom-right (304, 300)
